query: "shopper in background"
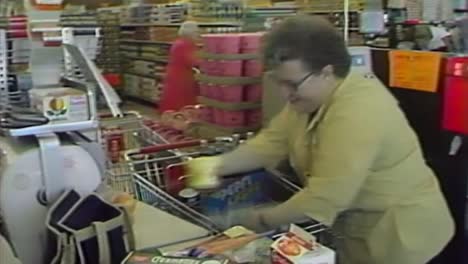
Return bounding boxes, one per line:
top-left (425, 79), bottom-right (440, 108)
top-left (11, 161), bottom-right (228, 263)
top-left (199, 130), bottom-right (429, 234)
top-left (189, 16), bottom-right (454, 264)
top-left (159, 21), bottom-right (200, 112)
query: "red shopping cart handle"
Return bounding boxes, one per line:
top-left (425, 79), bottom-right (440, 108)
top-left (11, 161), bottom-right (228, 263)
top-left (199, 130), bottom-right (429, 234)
top-left (138, 139), bottom-right (214, 154)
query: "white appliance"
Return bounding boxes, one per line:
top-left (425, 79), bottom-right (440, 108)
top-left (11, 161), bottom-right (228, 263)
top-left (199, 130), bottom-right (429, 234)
top-left (0, 30), bottom-right (123, 264)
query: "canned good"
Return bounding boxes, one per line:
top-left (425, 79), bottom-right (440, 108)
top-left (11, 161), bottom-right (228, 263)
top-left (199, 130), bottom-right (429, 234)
top-left (178, 188), bottom-right (200, 209)
top-left (105, 127), bottom-right (124, 163)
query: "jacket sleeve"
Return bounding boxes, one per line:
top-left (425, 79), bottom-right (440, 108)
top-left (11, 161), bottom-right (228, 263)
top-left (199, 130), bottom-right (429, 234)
top-left (242, 104), bottom-right (291, 168)
top-left (261, 99), bottom-right (387, 227)
top-left (219, 105), bottom-right (291, 176)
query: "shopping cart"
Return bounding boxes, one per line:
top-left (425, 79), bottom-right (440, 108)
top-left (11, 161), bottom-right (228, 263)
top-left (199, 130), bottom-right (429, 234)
top-left (100, 111), bottom-right (171, 194)
top-left (116, 136), bottom-right (336, 246)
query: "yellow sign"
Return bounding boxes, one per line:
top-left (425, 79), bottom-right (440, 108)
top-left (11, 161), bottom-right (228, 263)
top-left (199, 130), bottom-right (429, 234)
top-left (389, 50), bottom-right (442, 92)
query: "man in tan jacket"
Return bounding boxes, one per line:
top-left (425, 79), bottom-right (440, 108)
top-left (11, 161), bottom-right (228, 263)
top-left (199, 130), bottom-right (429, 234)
top-left (189, 16), bottom-right (454, 263)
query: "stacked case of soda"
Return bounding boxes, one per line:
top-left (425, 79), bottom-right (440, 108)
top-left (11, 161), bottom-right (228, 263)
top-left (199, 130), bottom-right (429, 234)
top-left (198, 32), bottom-right (264, 135)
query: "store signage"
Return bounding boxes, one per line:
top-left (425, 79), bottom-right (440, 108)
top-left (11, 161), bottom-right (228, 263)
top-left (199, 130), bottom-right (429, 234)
top-left (389, 50), bottom-right (442, 92)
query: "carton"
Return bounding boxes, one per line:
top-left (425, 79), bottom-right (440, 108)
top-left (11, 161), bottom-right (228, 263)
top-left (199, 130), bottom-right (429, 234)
top-left (122, 252), bottom-right (230, 264)
top-left (30, 87), bottom-right (89, 123)
top-left (271, 225), bottom-right (335, 264)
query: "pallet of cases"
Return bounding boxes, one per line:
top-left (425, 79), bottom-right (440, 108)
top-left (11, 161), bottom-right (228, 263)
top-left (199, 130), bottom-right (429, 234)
top-left (196, 32), bottom-right (265, 136)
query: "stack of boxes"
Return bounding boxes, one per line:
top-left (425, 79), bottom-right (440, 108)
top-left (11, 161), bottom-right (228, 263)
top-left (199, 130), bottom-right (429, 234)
top-left (124, 4), bottom-right (186, 24)
top-left (296, 0), bottom-right (365, 11)
top-left (60, 11), bottom-right (98, 27)
top-left (150, 4), bottom-right (187, 24)
top-left (197, 32), bottom-right (264, 135)
top-left (189, 0), bottom-right (244, 23)
top-left (122, 57), bottom-right (165, 103)
top-left (96, 7), bottom-right (122, 80)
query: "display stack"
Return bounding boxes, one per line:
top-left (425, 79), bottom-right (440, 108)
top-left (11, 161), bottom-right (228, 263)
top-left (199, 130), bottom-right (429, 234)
top-left (197, 32), bottom-right (264, 137)
top-left (96, 7), bottom-right (122, 87)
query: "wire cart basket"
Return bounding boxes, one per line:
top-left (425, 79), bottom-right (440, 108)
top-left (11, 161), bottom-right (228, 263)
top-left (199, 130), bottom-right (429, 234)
top-left (100, 111), bottom-right (170, 193)
top-left (103, 130), bottom-right (336, 247)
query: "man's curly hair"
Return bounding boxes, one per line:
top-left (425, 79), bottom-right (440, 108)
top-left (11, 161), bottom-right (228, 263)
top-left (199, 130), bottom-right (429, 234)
top-left (262, 15), bottom-right (351, 78)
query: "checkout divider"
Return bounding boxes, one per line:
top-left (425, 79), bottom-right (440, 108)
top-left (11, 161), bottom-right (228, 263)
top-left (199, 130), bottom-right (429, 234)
top-left (371, 49), bottom-right (468, 264)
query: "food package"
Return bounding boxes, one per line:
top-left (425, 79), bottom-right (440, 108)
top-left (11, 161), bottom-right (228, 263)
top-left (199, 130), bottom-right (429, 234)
top-left (271, 225), bottom-right (335, 264)
top-left (123, 253), bottom-right (230, 264)
top-left (29, 87), bottom-right (89, 123)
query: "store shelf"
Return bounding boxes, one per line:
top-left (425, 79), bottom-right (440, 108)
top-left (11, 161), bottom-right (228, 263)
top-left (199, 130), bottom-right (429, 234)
top-left (120, 39), bottom-right (173, 45)
top-left (124, 71), bottom-right (164, 80)
top-left (198, 52), bottom-right (259, 60)
top-left (31, 27), bottom-right (62, 33)
top-left (126, 95), bottom-right (159, 105)
top-left (303, 9), bottom-right (362, 13)
top-left (121, 22), bottom-right (242, 27)
top-left (123, 55), bottom-right (168, 63)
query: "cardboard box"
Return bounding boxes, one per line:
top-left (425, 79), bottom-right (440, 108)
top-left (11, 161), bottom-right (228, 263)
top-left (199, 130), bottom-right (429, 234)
top-left (271, 225), bottom-right (335, 264)
top-left (30, 87), bottom-right (89, 123)
top-left (122, 253), bottom-right (230, 264)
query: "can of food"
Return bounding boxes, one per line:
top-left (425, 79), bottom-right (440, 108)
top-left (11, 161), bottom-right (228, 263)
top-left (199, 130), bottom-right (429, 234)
top-left (105, 127), bottom-right (124, 163)
top-left (178, 188), bottom-right (200, 209)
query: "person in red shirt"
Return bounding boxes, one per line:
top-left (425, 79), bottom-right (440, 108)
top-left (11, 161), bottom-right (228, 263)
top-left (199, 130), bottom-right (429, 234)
top-left (159, 21), bottom-right (200, 112)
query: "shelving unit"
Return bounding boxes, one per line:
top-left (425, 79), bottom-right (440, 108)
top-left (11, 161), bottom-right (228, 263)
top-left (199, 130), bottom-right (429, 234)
top-left (118, 3), bottom-right (244, 105)
top-left (122, 55), bottom-right (168, 63)
top-left (120, 39), bottom-right (172, 45)
top-left (0, 15), bottom-right (30, 108)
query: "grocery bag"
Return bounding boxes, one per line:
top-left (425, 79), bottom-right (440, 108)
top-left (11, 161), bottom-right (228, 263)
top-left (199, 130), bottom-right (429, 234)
top-left (45, 189), bottom-right (134, 264)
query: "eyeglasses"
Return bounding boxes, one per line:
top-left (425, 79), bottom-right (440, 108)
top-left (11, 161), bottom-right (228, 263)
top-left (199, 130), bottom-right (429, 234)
top-left (275, 71), bottom-right (317, 93)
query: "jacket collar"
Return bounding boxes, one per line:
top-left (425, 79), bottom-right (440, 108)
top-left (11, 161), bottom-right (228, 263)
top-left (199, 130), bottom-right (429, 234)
top-left (306, 72), bottom-right (356, 132)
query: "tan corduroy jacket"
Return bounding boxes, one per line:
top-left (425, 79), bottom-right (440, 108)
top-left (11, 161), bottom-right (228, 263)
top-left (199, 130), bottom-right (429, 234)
top-left (239, 72), bottom-right (454, 263)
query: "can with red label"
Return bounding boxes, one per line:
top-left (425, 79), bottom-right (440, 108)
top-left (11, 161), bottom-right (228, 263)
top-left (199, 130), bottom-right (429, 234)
top-left (105, 127), bottom-right (124, 163)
